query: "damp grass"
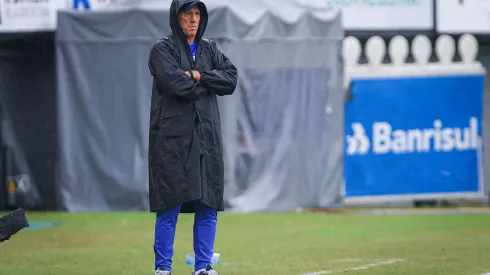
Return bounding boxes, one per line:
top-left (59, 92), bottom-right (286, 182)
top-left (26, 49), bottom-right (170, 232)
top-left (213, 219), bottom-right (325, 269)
top-left (0, 210), bottom-right (490, 275)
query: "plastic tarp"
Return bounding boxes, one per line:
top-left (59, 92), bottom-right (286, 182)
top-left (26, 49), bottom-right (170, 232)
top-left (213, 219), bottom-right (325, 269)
top-left (0, 42), bottom-right (57, 210)
top-left (223, 40), bottom-right (345, 212)
top-left (55, 2), bottom-right (344, 212)
top-left (480, 50), bottom-right (490, 197)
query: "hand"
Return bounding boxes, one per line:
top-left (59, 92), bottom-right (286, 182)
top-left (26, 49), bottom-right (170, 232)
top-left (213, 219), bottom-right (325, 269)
top-left (185, 71), bottom-right (191, 77)
top-left (191, 70), bottom-right (200, 81)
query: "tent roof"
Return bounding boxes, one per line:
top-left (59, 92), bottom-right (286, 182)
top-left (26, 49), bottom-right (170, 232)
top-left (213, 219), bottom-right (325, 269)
top-left (96, 0), bottom-right (338, 24)
top-left (56, 0), bottom-right (342, 41)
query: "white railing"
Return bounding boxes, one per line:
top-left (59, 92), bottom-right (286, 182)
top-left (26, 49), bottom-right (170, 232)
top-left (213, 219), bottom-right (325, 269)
top-left (343, 33), bottom-right (482, 66)
top-left (342, 34), bottom-right (486, 89)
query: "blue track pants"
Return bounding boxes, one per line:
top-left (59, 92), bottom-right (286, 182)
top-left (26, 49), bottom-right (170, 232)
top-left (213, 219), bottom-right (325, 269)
top-left (154, 201), bottom-right (217, 271)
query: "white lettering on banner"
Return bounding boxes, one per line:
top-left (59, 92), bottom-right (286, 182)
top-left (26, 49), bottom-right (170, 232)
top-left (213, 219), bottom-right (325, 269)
top-left (346, 123), bottom-right (370, 155)
top-left (346, 117), bottom-right (479, 156)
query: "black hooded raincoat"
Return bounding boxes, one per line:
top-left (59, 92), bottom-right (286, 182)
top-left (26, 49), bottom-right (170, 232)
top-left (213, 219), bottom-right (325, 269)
top-left (148, 0), bottom-right (238, 213)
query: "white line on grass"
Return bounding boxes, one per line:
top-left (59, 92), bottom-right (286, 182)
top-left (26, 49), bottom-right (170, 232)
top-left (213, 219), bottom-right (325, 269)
top-left (335, 258), bottom-right (384, 262)
top-left (334, 259), bottom-right (366, 262)
top-left (302, 258), bottom-right (405, 275)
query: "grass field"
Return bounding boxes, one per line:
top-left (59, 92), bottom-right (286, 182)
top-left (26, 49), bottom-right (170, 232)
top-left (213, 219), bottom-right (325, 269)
top-left (1, 210), bottom-right (490, 275)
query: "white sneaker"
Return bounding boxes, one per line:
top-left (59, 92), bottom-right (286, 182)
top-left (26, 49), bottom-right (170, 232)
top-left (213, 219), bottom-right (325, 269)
top-left (154, 267), bottom-right (171, 275)
top-left (193, 264), bottom-right (218, 275)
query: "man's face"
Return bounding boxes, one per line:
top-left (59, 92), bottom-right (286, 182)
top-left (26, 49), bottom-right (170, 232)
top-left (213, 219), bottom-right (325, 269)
top-left (179, 5), bottom-right (200, 39)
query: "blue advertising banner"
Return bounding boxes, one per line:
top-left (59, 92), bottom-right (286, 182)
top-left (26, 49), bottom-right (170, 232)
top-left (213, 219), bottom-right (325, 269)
top-left (344, 75), bottom-right (484, 199)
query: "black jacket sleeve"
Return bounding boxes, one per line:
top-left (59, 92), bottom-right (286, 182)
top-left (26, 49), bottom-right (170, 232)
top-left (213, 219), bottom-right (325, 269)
top-left (148, 39), bottom-right (206, 100)
top-left (200, 40), bottom-right (238, 96)
top-left (0, 208), bottom-right (29, 243)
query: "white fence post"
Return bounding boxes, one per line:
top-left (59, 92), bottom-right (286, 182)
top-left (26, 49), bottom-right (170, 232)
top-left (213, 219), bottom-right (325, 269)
top-left (343, 33), bottom-right (482, 68)
top-left (342, 33), bottom-right (485, 88)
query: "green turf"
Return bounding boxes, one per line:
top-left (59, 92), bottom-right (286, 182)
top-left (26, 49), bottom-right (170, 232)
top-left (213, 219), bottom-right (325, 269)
top-left (1, 211), bottom-right (490, 275)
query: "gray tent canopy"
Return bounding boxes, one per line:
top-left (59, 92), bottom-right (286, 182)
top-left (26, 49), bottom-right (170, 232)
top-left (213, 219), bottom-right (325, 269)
top-left (55, 1), bottom-right (344, 213)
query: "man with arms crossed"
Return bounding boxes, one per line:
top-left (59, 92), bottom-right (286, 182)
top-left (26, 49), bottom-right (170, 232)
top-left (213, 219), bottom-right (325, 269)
top-left (147, 0), bottom-right (238, 274)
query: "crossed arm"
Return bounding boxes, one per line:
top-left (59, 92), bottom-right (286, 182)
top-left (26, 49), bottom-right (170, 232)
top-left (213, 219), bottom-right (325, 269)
top-left (198, 41), bottom-right (238, 96)
top-left (149, 41), bottom-right (206, 100)
top-left (149, 40), bottom-right (238, 99)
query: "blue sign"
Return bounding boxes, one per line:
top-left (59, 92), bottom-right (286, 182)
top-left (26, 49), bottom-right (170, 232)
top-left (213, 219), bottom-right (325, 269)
top-left (344, 74), bottom-right (484, 198)
top-left (73, 0), bottom-right (91, 10)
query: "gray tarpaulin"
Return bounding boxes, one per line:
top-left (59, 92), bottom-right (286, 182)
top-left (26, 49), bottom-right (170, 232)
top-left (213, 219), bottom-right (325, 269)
top-left (223, 40), bottom-right (344, 212)
top-left (480, 49), bottom-right (490, 197)
top-left (0, 47), bottom-right (56, 210)
top-left (55, 1), bottom-right (344, 212)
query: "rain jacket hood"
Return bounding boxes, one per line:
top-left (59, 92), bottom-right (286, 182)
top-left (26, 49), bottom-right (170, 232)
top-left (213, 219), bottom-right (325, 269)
top-left (170, 0), bottom-right (208, 43)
